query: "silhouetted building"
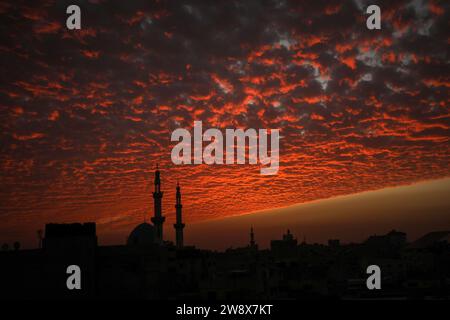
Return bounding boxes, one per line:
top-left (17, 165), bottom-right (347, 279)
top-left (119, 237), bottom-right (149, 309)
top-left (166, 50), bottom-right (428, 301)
top-left (365, 229), bottom-right (407, 248)
top-left (19, 223), bottom-right (98, 298)
top-left (127, 168), bottom-right (186, 247)
top-left (43, 223), bottom-right (97, 250)
top-left (328, 239), bottom-right (340, 248)
top-left (271, 229), bottom-right (298, 255)
top-left (151, 165), bottom-right (165, 245)
top-left (174, 182), bottom-right (185, 248)
top-left (409, 231), bottom-right (450, 249)
top-left (127, 222), bottom-right (156, 246)
top-left (249, 227), bottom-right (258, 250)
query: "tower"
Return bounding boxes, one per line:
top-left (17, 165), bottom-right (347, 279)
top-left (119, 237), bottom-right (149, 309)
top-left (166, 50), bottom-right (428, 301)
top-left (250, 226), bottom-right (255, 247)
top-left (151, 165), bottom-right (165, 244)
top-left (174, 182), bottom-right (185, 248)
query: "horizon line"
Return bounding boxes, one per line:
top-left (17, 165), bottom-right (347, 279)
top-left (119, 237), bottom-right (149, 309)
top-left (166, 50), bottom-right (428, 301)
top-left (190, 176), bottom-right (450, 226)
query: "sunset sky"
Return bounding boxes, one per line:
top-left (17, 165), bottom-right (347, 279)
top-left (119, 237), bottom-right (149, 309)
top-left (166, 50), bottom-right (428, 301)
top-left (0, 0), bottom-right (449, 248)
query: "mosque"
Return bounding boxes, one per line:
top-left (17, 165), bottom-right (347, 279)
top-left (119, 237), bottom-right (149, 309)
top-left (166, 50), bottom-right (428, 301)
top-left (127, 166), bottom-right (185, 248)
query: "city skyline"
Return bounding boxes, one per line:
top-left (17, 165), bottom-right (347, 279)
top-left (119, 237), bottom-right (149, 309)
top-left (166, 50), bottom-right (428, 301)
top-left (1, 172), bottom-right (449, 250)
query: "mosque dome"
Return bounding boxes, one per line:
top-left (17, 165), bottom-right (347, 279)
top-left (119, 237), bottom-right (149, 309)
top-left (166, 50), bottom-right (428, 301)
top-left (127, 222), bottom-right (155, 246)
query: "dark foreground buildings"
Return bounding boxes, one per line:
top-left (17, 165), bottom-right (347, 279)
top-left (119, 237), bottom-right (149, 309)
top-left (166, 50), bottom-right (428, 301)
top-left (1, 169), bottom-right (449, 299)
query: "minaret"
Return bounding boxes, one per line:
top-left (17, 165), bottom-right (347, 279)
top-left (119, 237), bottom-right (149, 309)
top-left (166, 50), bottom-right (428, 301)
top-left (151, 165), bottom-right (165, 244)
top-left (250, 227), bottom-right (255, 247)
top-left (173, 182), bottom-right (185, 248)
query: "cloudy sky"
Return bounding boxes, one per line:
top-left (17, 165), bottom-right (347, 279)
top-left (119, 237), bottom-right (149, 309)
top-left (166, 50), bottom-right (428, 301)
top-left (0, 0), bottom-right (448, 247)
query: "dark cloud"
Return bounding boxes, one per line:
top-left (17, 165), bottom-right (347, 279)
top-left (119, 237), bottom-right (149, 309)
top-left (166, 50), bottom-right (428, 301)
top-left (0, 0), bottom-right (448, 246)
